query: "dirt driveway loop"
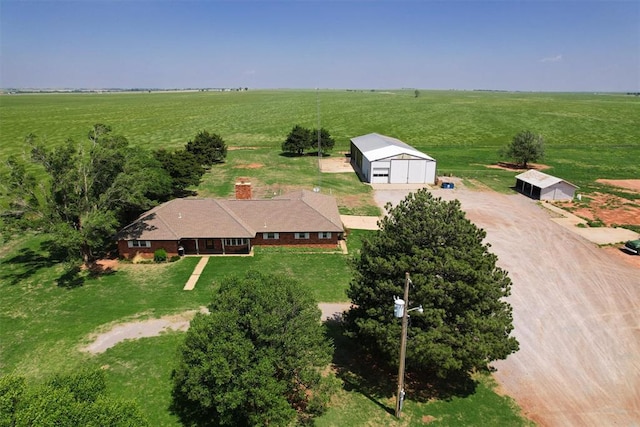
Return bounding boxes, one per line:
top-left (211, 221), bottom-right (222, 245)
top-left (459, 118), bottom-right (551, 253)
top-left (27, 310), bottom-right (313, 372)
top-left (375, 183), bottom-right (640, 427)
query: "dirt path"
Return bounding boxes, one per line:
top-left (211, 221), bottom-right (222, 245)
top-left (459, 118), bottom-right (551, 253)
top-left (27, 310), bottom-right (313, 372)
top-left (375, 185), bottom-right (640, 426)
top-left (82, 303), bottom-right (351, 354)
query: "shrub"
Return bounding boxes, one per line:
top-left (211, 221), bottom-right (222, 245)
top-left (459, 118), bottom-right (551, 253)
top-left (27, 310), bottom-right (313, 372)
top-left (154, 248), bottom-right (168, 263)
top-left (586, 219), bottom-right (605, 228)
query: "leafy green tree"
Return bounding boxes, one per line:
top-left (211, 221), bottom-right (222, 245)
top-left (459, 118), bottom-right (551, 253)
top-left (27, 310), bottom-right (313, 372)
top-left (185, 130), bottom-right (227, 166)
top-left (345, 189), bottom-right (519, 378)
top-left (500, 130), bottom-right (545, 168)
top-left (171, 271), bottom-right (333, 426)
top-left (0, 370), bottom-right (148, 427)
top-left (281, 125), bottom-right (313, 155)
top-left (3, 125), bottom-right (172, 266)
top-left (153, 148), bottom-right (205, 196)
top-left (281, 125), bottom-right (335, 155)
top-left (312, 128), bottom-right (335, 154)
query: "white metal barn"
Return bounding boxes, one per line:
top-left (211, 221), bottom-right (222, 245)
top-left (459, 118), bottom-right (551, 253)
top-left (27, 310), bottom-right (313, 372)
top-left (515, 170), bottom-right (578, 201)
top-left (350, 133), bottom-right (437, 184)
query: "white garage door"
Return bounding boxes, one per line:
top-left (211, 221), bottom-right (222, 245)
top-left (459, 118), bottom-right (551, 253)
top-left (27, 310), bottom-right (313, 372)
top-left (390, 160), bottom-right (409, 183)
top-left (407, 160), bottom-right (427, 183)
top-left (372, 168), bottom-right (389, 183)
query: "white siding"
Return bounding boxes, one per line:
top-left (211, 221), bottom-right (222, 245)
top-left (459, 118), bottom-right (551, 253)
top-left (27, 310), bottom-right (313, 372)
top-left (541, 182), bottom-right (576, 201)
top-left (351, 134), bottom-right (437, 184)
top-left (426, 161), bottom-right (436, 184)
top-left (407, 160), bottom-right (426, 183)
top-left (390, 160), bottom-right (409, 183)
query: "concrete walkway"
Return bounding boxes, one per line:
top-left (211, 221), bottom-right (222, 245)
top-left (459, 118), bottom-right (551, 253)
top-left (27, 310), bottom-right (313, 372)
top-left (540, 201), bottom-right (638, 245)
top-left (183, 257), bottom-right (209, 291)
top-left (340, 215), bottom-right (380, 230)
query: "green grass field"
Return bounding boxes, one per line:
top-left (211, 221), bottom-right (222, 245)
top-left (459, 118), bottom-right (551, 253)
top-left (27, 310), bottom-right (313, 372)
top-left (1, 90), bottom-right (638, 198)
top-left (3, 90), bottom-right (636, 425)
top-left (1, 230), bottom-right (531, 425)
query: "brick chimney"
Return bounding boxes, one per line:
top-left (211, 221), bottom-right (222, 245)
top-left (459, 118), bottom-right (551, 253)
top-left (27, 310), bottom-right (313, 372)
top-left (235, 178), bottom-right (252, 200)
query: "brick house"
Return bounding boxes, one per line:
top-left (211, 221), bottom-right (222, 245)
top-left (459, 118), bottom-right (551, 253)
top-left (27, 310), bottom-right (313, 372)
top-left (117, 180), bottom-right (344, 259)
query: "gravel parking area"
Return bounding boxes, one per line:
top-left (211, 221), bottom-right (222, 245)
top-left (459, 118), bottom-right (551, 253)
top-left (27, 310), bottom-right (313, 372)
top-left (375, 184), bottom-right (640, 426)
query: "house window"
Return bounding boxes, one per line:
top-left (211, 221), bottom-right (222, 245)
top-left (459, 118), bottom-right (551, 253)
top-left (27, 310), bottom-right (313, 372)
top-left (373, 169), bottom-right (389, 177)
top-left (318, 232), bottom-right (332, 239)
top-left (295, 232), bottom-right (310, 240)
top-left (224, 238), bottom-right (249, 246)
top-left (263, 232), bottom-right (279, 240)
top-left (127, 240), bottom-right (151, 248)
top-left (205, 239), bottom-right (215, 249)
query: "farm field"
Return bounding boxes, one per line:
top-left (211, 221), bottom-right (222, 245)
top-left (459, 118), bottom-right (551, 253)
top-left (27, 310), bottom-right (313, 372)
top-left (1, 90), bottom-right (638, 200)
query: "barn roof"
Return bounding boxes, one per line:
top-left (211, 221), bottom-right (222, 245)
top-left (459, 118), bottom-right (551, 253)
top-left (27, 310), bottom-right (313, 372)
top-left (515, 170), bottom-right (578, 189)
top-left (118, 190), bottom-right (343, 241)
top-left (350, 133), bottom-right (435, 162)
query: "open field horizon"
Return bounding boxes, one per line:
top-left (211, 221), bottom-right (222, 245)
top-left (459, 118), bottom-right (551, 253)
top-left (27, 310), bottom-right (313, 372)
top-left (1, 89), bottom-right (638, 206)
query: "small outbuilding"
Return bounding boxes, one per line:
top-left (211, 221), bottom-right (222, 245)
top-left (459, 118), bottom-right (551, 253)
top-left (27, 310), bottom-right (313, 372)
top-left (515, 170), bottom-right (578, 201)
top-left (350, 133), bottom-right (436, 184)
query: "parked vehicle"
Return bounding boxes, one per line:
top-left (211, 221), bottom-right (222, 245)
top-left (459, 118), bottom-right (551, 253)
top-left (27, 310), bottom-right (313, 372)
top-left (623, 239), bottom-right (640, 255)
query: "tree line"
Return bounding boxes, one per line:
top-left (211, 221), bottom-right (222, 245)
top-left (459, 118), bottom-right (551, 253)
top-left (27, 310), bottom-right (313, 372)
top-left (281, 125), bottom-right (335, 155)
top-left (2, 124), bottom-right (228, 267)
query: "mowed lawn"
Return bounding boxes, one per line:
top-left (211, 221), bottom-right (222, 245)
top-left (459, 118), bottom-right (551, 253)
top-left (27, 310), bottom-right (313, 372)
top-left (0, 230), bottom-right (533, 426)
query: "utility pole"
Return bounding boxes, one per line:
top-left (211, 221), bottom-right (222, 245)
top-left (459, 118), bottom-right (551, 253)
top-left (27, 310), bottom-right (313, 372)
top-left (395, 272), bottom-right (411, 418)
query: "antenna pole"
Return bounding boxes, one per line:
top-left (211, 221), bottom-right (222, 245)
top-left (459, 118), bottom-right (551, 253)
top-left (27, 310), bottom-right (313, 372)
top-left (316, 88), bottom-right (322, 191)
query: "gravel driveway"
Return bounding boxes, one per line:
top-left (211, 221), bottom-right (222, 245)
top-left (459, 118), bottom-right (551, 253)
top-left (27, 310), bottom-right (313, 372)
top-left (375, 184), bottom-right (640, 426)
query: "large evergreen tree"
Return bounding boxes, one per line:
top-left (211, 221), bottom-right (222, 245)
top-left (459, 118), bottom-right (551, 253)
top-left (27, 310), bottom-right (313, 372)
top-left (345, 189), bottom-right (518, 378)
top-left (281, 125), bottom-right (335, 155)
top-left (281, 125), bottom-right (313, 155)
top-left (153, 148), bottom-right (205, 197)
top-left (313, 127), bottom-right (335, 154)
top-left (185, 130), bottom-right (227, 166)
top-left (171, 271), bottom-right (333, 426)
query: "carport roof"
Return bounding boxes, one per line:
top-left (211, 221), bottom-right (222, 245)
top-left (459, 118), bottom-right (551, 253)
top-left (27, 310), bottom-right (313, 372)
top-left (515, 169), bottom-right (578, 189)
top-left (350, 133), bottom-right (435, 162)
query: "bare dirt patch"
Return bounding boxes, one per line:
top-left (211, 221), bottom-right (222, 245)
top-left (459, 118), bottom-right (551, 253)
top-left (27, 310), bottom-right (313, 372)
top-left (227, 146), bottom-right (259, 151)
top-left (603, 247), bottom-right (640, 268)
top-left (234, 162), bottom-right (264, 169)
top-left (596, 179), bottom-right (640, 192)
top-left (484, 162), bottom-right (551, 172)
top-left (555, 193), bottom-right (640, 226)
top-left (80, 259), bottom-right (118, 274)
top-left (319, 155), bottom-right (354, 173)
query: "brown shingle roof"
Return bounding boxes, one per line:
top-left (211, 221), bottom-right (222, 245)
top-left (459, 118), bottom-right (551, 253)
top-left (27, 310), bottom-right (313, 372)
top-left (118, 190), bottom-right (343, 241)
top-left (119, 199), bottom-right (255, 240)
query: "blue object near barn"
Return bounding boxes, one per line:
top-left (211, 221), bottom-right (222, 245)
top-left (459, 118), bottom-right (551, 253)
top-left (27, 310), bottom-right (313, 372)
top-left (441, 182), bottom-right (455, 189)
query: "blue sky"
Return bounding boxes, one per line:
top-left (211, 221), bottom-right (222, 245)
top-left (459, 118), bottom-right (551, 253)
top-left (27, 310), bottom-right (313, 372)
top-left (1, 1), bottom-right (638, 91)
